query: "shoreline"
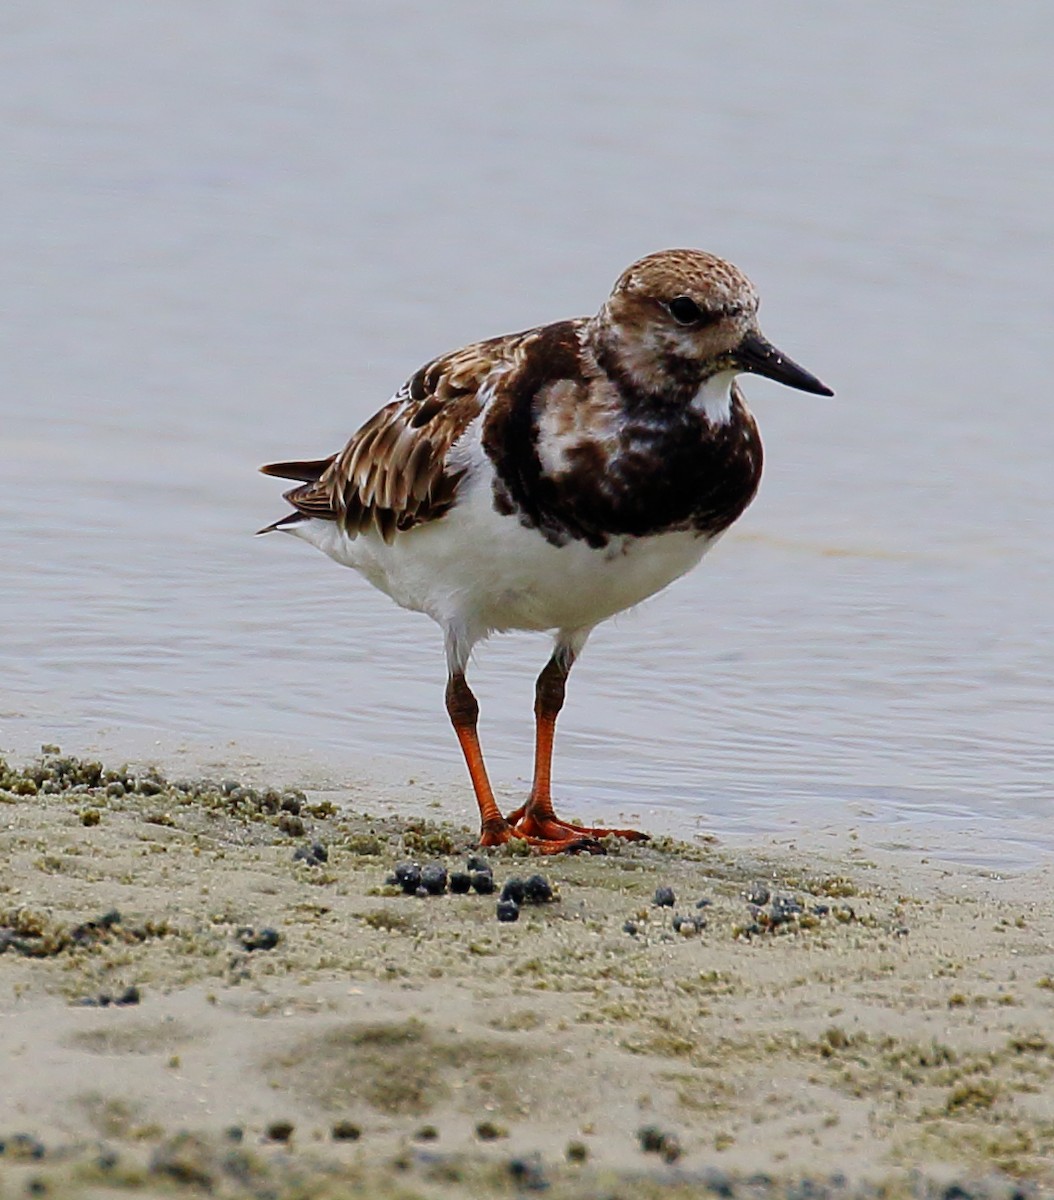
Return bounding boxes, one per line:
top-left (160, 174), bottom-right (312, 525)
top-left (1, 747), bottom-right (1052, 1197)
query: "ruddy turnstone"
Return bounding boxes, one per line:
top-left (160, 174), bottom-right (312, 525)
top-left (260, 249), bottom-right (832, 853)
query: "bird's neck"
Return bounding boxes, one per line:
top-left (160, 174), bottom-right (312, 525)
top-left (584, 314), bottom-right (707, 411)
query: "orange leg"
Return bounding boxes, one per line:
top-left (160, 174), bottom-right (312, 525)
top-left (506, 652), bottom-right (649, 844)
top-left (445, 673), bottom-right (600, 854)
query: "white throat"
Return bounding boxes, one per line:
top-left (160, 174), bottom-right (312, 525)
top-left (690, 370), bottom-right (736, 426)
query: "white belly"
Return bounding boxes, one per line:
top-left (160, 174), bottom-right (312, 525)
top-left (284, 472), bottom-right (718, 641)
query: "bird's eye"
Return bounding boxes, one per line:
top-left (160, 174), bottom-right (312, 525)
top-left (667, 296), bottom-right (707, 326)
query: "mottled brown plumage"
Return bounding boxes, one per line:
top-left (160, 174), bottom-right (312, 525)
top-left (259, 249), bottom-right (832, 854)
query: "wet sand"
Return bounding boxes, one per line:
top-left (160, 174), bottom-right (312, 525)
top-left (1, 749), bottom-right (1051, 1198)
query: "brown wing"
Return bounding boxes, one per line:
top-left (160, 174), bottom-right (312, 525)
top-left (261, 334), bottom-right (526, 544)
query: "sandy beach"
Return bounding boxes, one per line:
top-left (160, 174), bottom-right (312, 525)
top-left (1, 748), bottom-right (1050, 1199)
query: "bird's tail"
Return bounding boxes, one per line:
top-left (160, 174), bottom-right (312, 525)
top-left (257, 455), bottom-right (335, 534)
top-left (259, 456), bottom-right (335, 483)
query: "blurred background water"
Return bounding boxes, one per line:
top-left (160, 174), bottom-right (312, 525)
top-left (2, 1), bottom-right (1051, 867)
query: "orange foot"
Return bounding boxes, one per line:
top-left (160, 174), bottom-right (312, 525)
top-left (478, 818), bottom-right (604, 855)
top-left (505, 805), bottom-right (650, 844)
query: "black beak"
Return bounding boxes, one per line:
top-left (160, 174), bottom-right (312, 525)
top-left (736, 331), bottom-right (833, 396)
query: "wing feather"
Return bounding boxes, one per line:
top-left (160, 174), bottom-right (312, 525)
top-left (261, 332), bottom-right (537, 539)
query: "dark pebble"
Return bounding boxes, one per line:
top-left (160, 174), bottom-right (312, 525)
top-left (96, 1147), bottom-right (119, 1170)
top-left (471, 871), bottom-right (496, 895)
top-left (238, 927), bottom-right (280, 952)
top-left (508, 1155), bottom-right (548, 1189)
top-left (466, 854), bottom-right (491, 873)
top-left (74, 993), bottom-right (110, 1007)
top-left (653, 886), bottom-right (675, 907)
top-left (26, 1178), bottom-right (47, 1196)
top-left (695, 897), bottom-right (713, 909)
top-left (449, 871), bottom-right (472, 894)
top-left (496, 899), bottom-right (520, 923)
top-left (115, 985), bottom-right (141, 1006)
top-left (279, 795), bottom-right (302, 815)
top-left (501, 877), bottom-right (526, 904)
top-left (224, 1126), bottom-right (244, 1143)
top-left (413, 1125), bottom-right (438, 1141)
top-left (622, 920), bottom-right (639, 935)
top-left (293, 841), bottom-right (328, 866)
top-left (0, 1133), bottom-right (46, 1160)
top-left (746, 882), bottom-right (770, 905)
top-left (769, 896), bottom-right (803, 926)
top-left (331, 1121), bottom-right (361, 1142)
top-left (812, 903), bottom-right (830, 916)
top-left (265, 1120), bottom-right (293, 1143)
top-left (660, 1135), bottom-right (682, 1163)
top-left (393, 861), bottom-right (422, 894)
top-left (276, 813), bottom-right (305, 837)
top-left (637, 1124), bottom-right (666, 1153)
top-left (672, 914), bottom-right (704, 934)
top-left (420, 863), bottom-right (448, 895)
top-left (703, 1167), bottom-right (736, 1197)
top-left (523, 874), bottom-right (553, 903)
top-left (475, 1120), bottom-right (506, 1141)
top-left (566, 1139), bottom-right (588, 1163)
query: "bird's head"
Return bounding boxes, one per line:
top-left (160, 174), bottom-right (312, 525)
top-left (592, 248), bottom-right (833, 405)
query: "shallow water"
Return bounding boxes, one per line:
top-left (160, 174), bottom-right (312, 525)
top-left (2, 3), bottom-right (1052, 868)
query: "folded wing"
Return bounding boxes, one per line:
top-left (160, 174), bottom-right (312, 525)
top-left (259, 335), bottom-right (519, 543)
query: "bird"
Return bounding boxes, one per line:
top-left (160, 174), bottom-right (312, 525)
top-left (259, 249), bottom-right (833, 853)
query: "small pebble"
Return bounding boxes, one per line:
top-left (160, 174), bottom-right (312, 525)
top-left (653, 886), bottom-right (675, 908)
top-left (420, 863), bottom-right (448, 895)
top-left (277, 813), bottom-right (305, 837)
top-left (695, 897), bottom-right (713, 909)
top-left (746, 882), bottom-right (770, 905)
top-left (115, 985), bottom-right (141, 1006)
top-left (413, 1125), bottom-right (438, 1141)
top-left (501, 877), bottom-right (526, 905)
top-left (523, 874), bottom-right (553, 903)
top-left (393, 861), bottom-right (422, 894)
top-left (265, 1120), bottom-right (294, 1143)
top-left (637, 1125), bottom-right (666, 1153)
top-left (292, 841), bottom-right (328, 867)
top-left (471, 871), bottom-right (496, 895)
top-left (622, 920), bottom-right (639, 935)
top-left (238, 927), bottom-right (280, 952)
top-left (224, 1127), bottom-right (244, 1143)
top-left (566, 1140), bottom-right (588, 1163)
top-left (637, 1124), bottom-right (680, 1162)
top-left (496, 899), bottom-right (520, 923)
top-left (475, 1120), bottom-right (506, 1141)
top-left (507, 1155), bottom-right (548, 1189)
top-left (331, 1121), bottom-right (361, 1142)
top-left (0, 1133), bottom-right (46, 1160)
top-left (449, 871), bottom-right (472, 894)
top-left (466, 854), bottom-right (491, 872)
top-left (672, 914), bottom-right (704, 935)
top-left (769, 896), bottom-right (803, 926)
